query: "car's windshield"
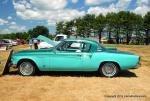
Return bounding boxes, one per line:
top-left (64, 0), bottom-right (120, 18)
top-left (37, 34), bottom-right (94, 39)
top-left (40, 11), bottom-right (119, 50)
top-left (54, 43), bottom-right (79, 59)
top-left (53, 41), bottom-right (65, 49)
top-left (55, 36), bottom-right (64, 41)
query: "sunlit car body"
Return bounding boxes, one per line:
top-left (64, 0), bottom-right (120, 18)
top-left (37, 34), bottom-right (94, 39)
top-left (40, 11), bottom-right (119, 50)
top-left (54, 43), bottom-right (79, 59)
top-left (0, 39), bottom-right (12, 47)
top-left (0, 39), bottom-right (10, 50)
top-left (3, 39), bottom-right (13, 47)
top-left (12, 38), bottom-right (140, 77)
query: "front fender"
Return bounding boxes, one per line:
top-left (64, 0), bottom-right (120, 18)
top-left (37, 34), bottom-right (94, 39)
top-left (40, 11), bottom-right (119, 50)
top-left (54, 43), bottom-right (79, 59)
top-left (12, 55), bottom-right (42, 70)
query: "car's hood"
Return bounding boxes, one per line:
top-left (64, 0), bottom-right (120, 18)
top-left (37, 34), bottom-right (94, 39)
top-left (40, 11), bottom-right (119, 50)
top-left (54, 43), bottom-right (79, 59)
top-left (13, 49), bottom-right (54, 56)
top-left (36, 35), bottom-right (57, 46)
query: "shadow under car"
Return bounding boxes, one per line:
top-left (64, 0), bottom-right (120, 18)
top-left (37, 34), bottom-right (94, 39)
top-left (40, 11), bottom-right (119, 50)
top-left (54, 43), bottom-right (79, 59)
top-left (6, 70), bottom-right (137, 78)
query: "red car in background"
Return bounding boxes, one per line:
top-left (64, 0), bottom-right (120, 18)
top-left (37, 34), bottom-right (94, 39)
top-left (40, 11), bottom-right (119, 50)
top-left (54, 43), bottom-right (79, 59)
top-left (0, 43), bottom-right (5, 47)
top-left (16, 39), bottom-right (27, 44)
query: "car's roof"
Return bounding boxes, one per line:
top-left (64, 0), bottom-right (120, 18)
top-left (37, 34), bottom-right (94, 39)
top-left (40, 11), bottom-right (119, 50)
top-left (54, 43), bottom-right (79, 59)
top-left (64, 38), bottom-right (99, 45)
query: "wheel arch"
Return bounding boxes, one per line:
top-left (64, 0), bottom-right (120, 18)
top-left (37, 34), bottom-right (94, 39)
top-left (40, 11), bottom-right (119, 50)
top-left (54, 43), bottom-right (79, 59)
top-left (98, 61), bottom-right (121, 71)
top-left (17, 58), bottom-right (39, 70)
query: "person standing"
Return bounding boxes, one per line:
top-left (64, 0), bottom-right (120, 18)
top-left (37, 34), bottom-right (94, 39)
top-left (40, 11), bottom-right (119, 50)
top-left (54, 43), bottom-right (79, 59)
top-left (29, 39), bottom-right (33, 49)
top-left (33, 39), bottom-right (38, 49)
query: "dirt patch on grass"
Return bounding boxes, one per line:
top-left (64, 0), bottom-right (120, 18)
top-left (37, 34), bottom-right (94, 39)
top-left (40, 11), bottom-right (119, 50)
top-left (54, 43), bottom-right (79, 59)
top-left (0, 45), bottom-right (150, 101)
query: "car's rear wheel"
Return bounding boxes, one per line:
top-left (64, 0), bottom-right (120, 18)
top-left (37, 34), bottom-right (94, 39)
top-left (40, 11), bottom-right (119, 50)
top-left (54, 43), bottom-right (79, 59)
top-left (99, 62), bottom-right (119, 77)
top-left (18, 60), bottom-right (36, 76)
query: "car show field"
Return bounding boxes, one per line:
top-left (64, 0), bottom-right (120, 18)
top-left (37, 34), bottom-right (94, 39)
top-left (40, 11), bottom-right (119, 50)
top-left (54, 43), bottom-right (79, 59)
top-left (0, 45), bottom-right (150, 101)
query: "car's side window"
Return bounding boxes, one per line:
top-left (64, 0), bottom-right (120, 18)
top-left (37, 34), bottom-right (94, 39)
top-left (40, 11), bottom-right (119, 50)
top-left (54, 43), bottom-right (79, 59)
top-left (81, 43), bottom-right (92, 52)
top-left (56, 41), bottom-right (81, 52)
top-left (56, 41), bottom-right (92, 52)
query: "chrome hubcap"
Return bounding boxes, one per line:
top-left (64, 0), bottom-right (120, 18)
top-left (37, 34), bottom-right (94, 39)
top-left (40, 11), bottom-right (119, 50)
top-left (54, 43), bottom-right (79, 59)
top-left (20, 62), bottom-right (34, 75)
top-left (102, 63), bottom-right (117, 77)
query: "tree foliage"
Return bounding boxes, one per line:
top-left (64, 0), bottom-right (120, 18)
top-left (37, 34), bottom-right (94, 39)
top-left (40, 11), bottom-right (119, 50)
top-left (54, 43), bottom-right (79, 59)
top-left (29, 26), bottom-right (49, 38)
top-left (144, 12), bottom-right (150, 45)
top-left (0, 32), bottom-right (29, 40)
top-left (0, 26), bottom-right (52, 40)
top-left (56, 11), bottom-right (150, 45)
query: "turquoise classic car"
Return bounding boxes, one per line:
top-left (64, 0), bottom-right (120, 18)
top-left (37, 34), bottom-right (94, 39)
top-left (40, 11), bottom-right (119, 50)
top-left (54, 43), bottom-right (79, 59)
top-left (12, 38), bottom-right (140, 77)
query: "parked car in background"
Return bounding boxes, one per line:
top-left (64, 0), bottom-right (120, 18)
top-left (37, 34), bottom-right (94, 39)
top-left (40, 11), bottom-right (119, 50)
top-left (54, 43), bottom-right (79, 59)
top-left (16, 39), bottom-right (27, 45)
top-left (11, 38), bottom-right (140, 77)
top-left (0, 39), bottom-right (9, 50)
top-left (54, 34), bottom-right (67, 43)
top-left (11, 40), bottom-right (18, 46)
top-left (0, 39), bottom-right (11, 47)
top-left (0, 44), bottom-right (8, 50)
top-left (3, 39), bottom-right (13, 47)
top-left (2, 39), bottom-right (18, 46)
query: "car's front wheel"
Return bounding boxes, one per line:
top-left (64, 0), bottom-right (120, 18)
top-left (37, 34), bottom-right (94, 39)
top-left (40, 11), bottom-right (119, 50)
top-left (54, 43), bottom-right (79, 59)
top-left (99, 62), bottom-right (119, 77)
top-left (18, 60), bottom-right (36, 76)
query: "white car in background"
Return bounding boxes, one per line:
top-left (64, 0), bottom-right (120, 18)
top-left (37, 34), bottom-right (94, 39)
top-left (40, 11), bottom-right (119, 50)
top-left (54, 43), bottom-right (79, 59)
top-left (1, 39), bottom-right (13, 47)
top-left (11, 40), bottom-right (18, 46)
top-left (3, 39), bottom-right (13, 47)
top-left (0, 39), bottom-right (10, 50)
top-left (54, 34), bottom-right (67, 43)
top-left (3, 39), bottom-right (18, 46)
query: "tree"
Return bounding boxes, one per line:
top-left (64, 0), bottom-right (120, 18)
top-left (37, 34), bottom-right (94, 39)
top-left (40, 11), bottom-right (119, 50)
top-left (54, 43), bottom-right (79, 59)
top-left (93, 14), bottom-right (106, 42)
top-left (75, 17), bottom-right (86, 37)
top-left (56, 21), bottom-right (75, 38)
top-left (55, 12), bottom-right (148, 45)
top-left (56, 21), bottom-right (65, 34)
top-left (133, 14), bottom-right (143, 45)
top-left (119, 11), bottom-right (135, 45)
top-left (111, 12), bottom-right (121, 44)
top-left (63, 21), bottom-right (74, 38)
top-left (144, 12), bottom-right (150, 45)
top-left (106, 13), bottom-right (116, 43)
top-left (31, 26), bottom-right (49, 38)
top-left (82, 14), bottom-right (96, 37)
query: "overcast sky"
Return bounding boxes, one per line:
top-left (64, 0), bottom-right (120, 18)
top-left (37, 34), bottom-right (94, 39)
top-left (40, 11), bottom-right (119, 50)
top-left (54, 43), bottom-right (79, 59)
top-left (0, 0), bottom-right (150, 34)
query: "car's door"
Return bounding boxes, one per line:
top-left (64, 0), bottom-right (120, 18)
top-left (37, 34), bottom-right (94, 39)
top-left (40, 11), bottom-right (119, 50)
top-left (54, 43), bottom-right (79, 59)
top-left (79, 42), bottom-right (94, 71)
top-left (50, 41), bottom-right (94, 71)
top-left (50, 41), bottom-right (83, 71)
